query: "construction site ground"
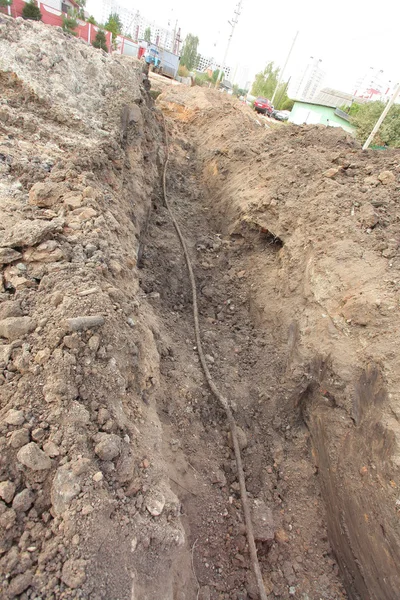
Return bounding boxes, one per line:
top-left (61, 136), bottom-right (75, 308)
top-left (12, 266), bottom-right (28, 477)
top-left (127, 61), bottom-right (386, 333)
top-left (1, 15), bottom-right (400, 600)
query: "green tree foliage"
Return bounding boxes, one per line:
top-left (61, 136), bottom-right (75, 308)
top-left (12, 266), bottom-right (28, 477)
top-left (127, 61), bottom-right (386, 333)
top-left (232, 84), bottom-right (249, 97)
top-left (104, 12), bottom-right (122, 41)
top-left (280, 98), bottom-right (294, 111)
top-left (251, 61), bottom-right (291, 109)
top-left (0, 0), bottom-right (12, 8)
top-left (92, 29), bottom-right (108, 52)
top-left (62, 10), bottom-right (78, 35)
top-left (75, 0), bottom-right (85, 18)
top-left (22, 0), bottom-right (42, 20)
top-left (144, 27), bottom-right (151, 43)
top-left (350, 101), bottom-right (400, 147)
top-left (87, 15), bottom-right (97, 25)
top-left (212, 69), bottom-right (224, 83)
top-left (180, 33), bottom-right (199, 72)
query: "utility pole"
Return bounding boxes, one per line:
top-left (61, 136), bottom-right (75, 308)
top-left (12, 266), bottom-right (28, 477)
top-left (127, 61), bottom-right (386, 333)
top-left (271, 30), bottom-right (299, 104)
top-left (215, 0), bottom-right (243, 89)
top-left (363, 82), bottom-right (400, 150)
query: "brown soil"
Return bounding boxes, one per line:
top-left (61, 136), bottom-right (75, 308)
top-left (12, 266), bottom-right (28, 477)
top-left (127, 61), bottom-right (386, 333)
top-left (1, 14), bottom-right (400, 600)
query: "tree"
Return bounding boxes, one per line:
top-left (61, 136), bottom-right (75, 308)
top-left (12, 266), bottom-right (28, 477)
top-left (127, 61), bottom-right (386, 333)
top-left (251, 61), bottom-right (291, 109)
top-left (350, 101), bottom-right (400, 147)
top-left (180, 33), bottom-right (199, 72)
top-left (212, 69), bottom-right (224, 83)
top-left (75, 0), bottom-right (85, 18)
top-left (0, 0), bottom-right (12, 8)
top-left (22, 0), bottom-right (42, 20)
top-left (144, 27), bottom-right (151, 43)
top-left (281, 98), bottom-right (294, 111)
top-left (62, 10), bottom-right (78, 35)
top-left (87, 15), bottom-right (97, 25)
top-left (104, 12), bottom-right (122, 41)
top-left (92, 29), bottom-right (108, 52)
top-left (232, 84), bottom-right (248, 97)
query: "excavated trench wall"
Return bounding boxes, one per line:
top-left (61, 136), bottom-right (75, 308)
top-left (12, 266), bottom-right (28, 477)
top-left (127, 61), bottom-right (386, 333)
top-left (0, 17), bottom-right (195, 599)
top-left (159, 87), bottom-right (400, 600)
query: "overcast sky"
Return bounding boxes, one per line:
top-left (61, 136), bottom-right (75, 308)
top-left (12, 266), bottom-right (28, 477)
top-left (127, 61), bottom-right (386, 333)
top-left (86, 0), bottom-right (399, 93)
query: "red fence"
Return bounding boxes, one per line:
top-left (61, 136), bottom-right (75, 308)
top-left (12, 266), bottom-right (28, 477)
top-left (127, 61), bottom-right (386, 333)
top-left (3, 0), bottom-right (112, 49)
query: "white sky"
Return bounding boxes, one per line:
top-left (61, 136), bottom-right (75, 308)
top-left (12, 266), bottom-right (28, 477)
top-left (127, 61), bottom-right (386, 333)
top-left (86, 0), bottom-right (399, 93)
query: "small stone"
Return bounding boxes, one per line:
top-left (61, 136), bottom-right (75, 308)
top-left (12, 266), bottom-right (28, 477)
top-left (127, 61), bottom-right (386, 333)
top-left (72, 534), bottom-right (80, 545)
top-left (0, 507), bottom-right (16, 531)
top-left (5, 409), bottom-right (25, 426)
top-left (43, 441), bottom-right (60, 457)
top-left (29, 181), bottom-right (63, 208)
top-left (7, 571), bottom-right (33, 597)
top-left (94, 435), bottom-right (121, 461)
top-left (0, 317), bottom-right (36, 341)
top-left (64, 194), bottom-right (83, 210)
top-left (145, 490), bottom-right (166, 516)
top-left (252, 499), bottom-right (275, 543)
top-left (93, 471), bottom-right (103, 482)
top-left (34, 348), bottom-right (51, 365)
top-left (88, 334), bottom-right (100, 352)
top-left (0, 248), bottom-right (22, 266)
top-left (71, 457), bottom-right (91, 475)
top-left (61, 558), bottom-right (87, 589)
top-left (0, 344), bottom-right (12, 368)
top-left (12, 488), bottom-right (34, 512)
top-left (9, 428), bottom-right (30, 449)
top-left (51, 467), bottom-right (81, 515)
top-left (75, 207), bottom-right (97, 221)
top-left (81, 504), bottom-right (93, 515)
top-left (0, 480), bottom-right (16, 503)
top-left (205, 354), bottom-right (215, 364)
top-left (323, 167), bottom-right (340, 178)
top-left (0, 301), bottom-right (23, 320)
top-left (378, 170), bottom-right (395, 185)
top-left (65, 316), bottom-right (105, 332)
top-left (63, 334), bottom-right (80, 349)
top-left (17, 442), bottom-right (52, 471)
top-left (32, 428), bottom-right (45, 442)
top-left (359, 203), bottom-right (378, 228)
top-left (275, 528), bottom-right (289, 543)
top-left (142, 458), bottom-right (150, 469)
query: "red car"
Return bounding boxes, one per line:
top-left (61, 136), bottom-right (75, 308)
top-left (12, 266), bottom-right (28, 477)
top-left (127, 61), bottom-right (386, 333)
top-left (254, 97), bottom-right (274, 116)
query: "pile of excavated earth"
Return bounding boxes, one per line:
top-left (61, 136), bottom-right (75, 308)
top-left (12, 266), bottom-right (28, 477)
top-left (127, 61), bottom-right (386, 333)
top-left (1, 12), bottom-right (400, 600)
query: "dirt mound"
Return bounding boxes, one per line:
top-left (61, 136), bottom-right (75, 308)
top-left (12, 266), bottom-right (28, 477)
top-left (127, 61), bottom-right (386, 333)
top-left (159, 85), bottom-right (400, 599)
top-left (0, 16), bottom-right (193, 599)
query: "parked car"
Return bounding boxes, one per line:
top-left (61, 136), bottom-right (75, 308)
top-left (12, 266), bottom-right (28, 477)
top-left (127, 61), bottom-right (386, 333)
top-left (254, 97), bottom-right (274, 116)
top-left (272, 110), bottom-right (290, 121)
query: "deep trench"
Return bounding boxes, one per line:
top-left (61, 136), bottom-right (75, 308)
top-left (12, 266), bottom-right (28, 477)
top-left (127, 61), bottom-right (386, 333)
top-left (136, 113), bottom-right (347, 600)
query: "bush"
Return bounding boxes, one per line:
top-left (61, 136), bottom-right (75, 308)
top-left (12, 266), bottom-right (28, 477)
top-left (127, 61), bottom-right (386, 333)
top-left (92, 29), bottom-right (108, 52)
top-left (62, 12), bottom-right (78, 36)
top-left (22, 0), bottom-right (42, 20)
top-left (178, 65), bottom-right (189, 78)
top-left (0, 0), bottom-right (12, 8)
top-left (281, 98), bottom-right (294, 111)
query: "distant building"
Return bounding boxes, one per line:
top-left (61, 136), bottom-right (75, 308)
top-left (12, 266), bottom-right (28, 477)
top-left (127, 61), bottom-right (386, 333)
top-left (100, 1), bottom-right (180, 52)
top-left (196, 54), bottom-right (231, 79)
top-left (313, 88), bottom-right (355, 109)
top-left (289, 98), bottom-right (355, 134)
top-left (353, 69), bottom-right (393, 101)
top-left (289, 58), bottom-right (325, 101)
